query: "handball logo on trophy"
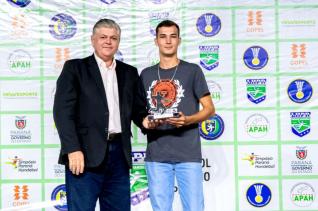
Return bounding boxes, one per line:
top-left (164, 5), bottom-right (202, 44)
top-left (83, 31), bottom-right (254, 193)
top-left (147, 79), bottom-right (184, 119)
top-left (196, 13), bottom-right (221, 37)
top-left (49, 13), bottom-right (77, 40)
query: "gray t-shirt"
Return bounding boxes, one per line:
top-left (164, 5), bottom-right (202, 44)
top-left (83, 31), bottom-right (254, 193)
top-left (140, 60), bottom-right (210, 163)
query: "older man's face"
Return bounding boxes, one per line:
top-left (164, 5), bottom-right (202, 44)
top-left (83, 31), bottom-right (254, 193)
top-left (91, 27), bottom-right (120, 62)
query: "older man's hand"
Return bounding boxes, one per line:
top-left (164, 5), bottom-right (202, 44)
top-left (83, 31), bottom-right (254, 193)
top-left (68, 151), bottom-right (84, 175)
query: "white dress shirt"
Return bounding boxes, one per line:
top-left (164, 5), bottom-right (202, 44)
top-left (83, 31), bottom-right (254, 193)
top-left (94, 53), bottom-right (122, 134)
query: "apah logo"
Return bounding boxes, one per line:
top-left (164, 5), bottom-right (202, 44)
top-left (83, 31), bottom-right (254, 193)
top-left (49, 13), bottom-right (77, 40)
top-left (199, 114), bottom-right (224, 140)
top-left (246, 10), bottom-right (264, 33)
top-left (290, 183), bottom-right (315, 207)
top-left (246, 183), bottom-right (271, 207)
top-left (131, 151), bottom-right (149, 206)
top-left (290, 44), bottom-right (308, 69)
top-left (206, 80), bottom-right (222, 104)
top-left (245, 113), bottom-right (270, 138)
top-left (196, 13), bottom-right (221, 37)
top-left (199, 45), bottom-right (219, 71)
top-left (13, 185), bottom-right (29, 207)
top-left (290, 112), bottom-right (311, 137)
top-left (8, 49), bottom-right (31, 74)
top-left (246, 79), bottom-right (266, 104)
top-left (51, 184), bottom-right (67, 211)
top-left (243, 46), bottom-right (268, 70)
top-left (287, 79), bottom-right (312, 103)
top-left (7, 0), bottom-right (31, 8)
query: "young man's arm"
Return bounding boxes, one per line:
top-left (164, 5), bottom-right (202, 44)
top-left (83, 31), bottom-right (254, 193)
top-left (166, 94), bottom-right (215, 128)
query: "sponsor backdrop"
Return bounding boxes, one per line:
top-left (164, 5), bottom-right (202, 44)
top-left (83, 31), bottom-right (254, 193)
top-left (0, 0), bottom-right (317, 210)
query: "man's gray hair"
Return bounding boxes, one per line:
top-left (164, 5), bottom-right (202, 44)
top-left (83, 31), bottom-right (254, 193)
top-left (92, 18), bottom-right (121, 38)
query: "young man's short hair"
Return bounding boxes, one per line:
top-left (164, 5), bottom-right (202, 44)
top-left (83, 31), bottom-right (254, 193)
top-left (155, 20), bottom-right (180, 37)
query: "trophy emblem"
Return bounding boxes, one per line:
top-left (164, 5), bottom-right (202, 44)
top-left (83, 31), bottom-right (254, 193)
top-left (147, 79), bottom-right (184, 120)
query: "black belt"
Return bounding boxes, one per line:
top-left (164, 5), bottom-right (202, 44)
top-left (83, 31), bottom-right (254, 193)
top-left (107, 133), bottom-right (122, 141)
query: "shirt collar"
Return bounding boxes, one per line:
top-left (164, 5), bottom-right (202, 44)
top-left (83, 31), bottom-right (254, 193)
top-left (94, 53), bottom-right (116, 71)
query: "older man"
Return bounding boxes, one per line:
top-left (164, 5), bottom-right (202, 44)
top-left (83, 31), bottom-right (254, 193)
top-left (53, 19), bottom-right (148, 211)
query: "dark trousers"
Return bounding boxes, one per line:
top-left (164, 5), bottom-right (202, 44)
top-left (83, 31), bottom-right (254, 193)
top-left (65, 139), bottom-right (130, 211)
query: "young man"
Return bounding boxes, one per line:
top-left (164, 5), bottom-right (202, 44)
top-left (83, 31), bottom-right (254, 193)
top-left (140, 20), bottom-right (215, 211)
top-left (53, 19), bottom-right (148, 211)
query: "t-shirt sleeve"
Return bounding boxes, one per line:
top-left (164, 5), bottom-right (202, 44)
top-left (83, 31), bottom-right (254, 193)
top-left (193, 64), bottom-right (210, 100)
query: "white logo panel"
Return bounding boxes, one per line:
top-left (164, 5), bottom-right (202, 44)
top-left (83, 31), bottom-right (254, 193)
top-left (0, 80), bottom-right (40, 111)
top-left (1, 149), bottom-right (41, 179)
top-left (1, 114), bottom-right (40, 145)
top-left (238, 145), bottom-right (278, 176)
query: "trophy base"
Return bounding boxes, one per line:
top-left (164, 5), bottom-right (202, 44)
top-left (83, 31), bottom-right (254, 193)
top-left (148, 112), bottom-right (180, 120)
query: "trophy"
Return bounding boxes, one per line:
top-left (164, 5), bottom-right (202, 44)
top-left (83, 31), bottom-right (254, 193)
top-left (148, 80), bottom-right (180, 120)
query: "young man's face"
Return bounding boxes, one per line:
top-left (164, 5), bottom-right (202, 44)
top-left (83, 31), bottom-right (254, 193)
top-left (91, 27), bottom-right (120, 61)
top-left (155, 25), bottom-right (180, 57)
